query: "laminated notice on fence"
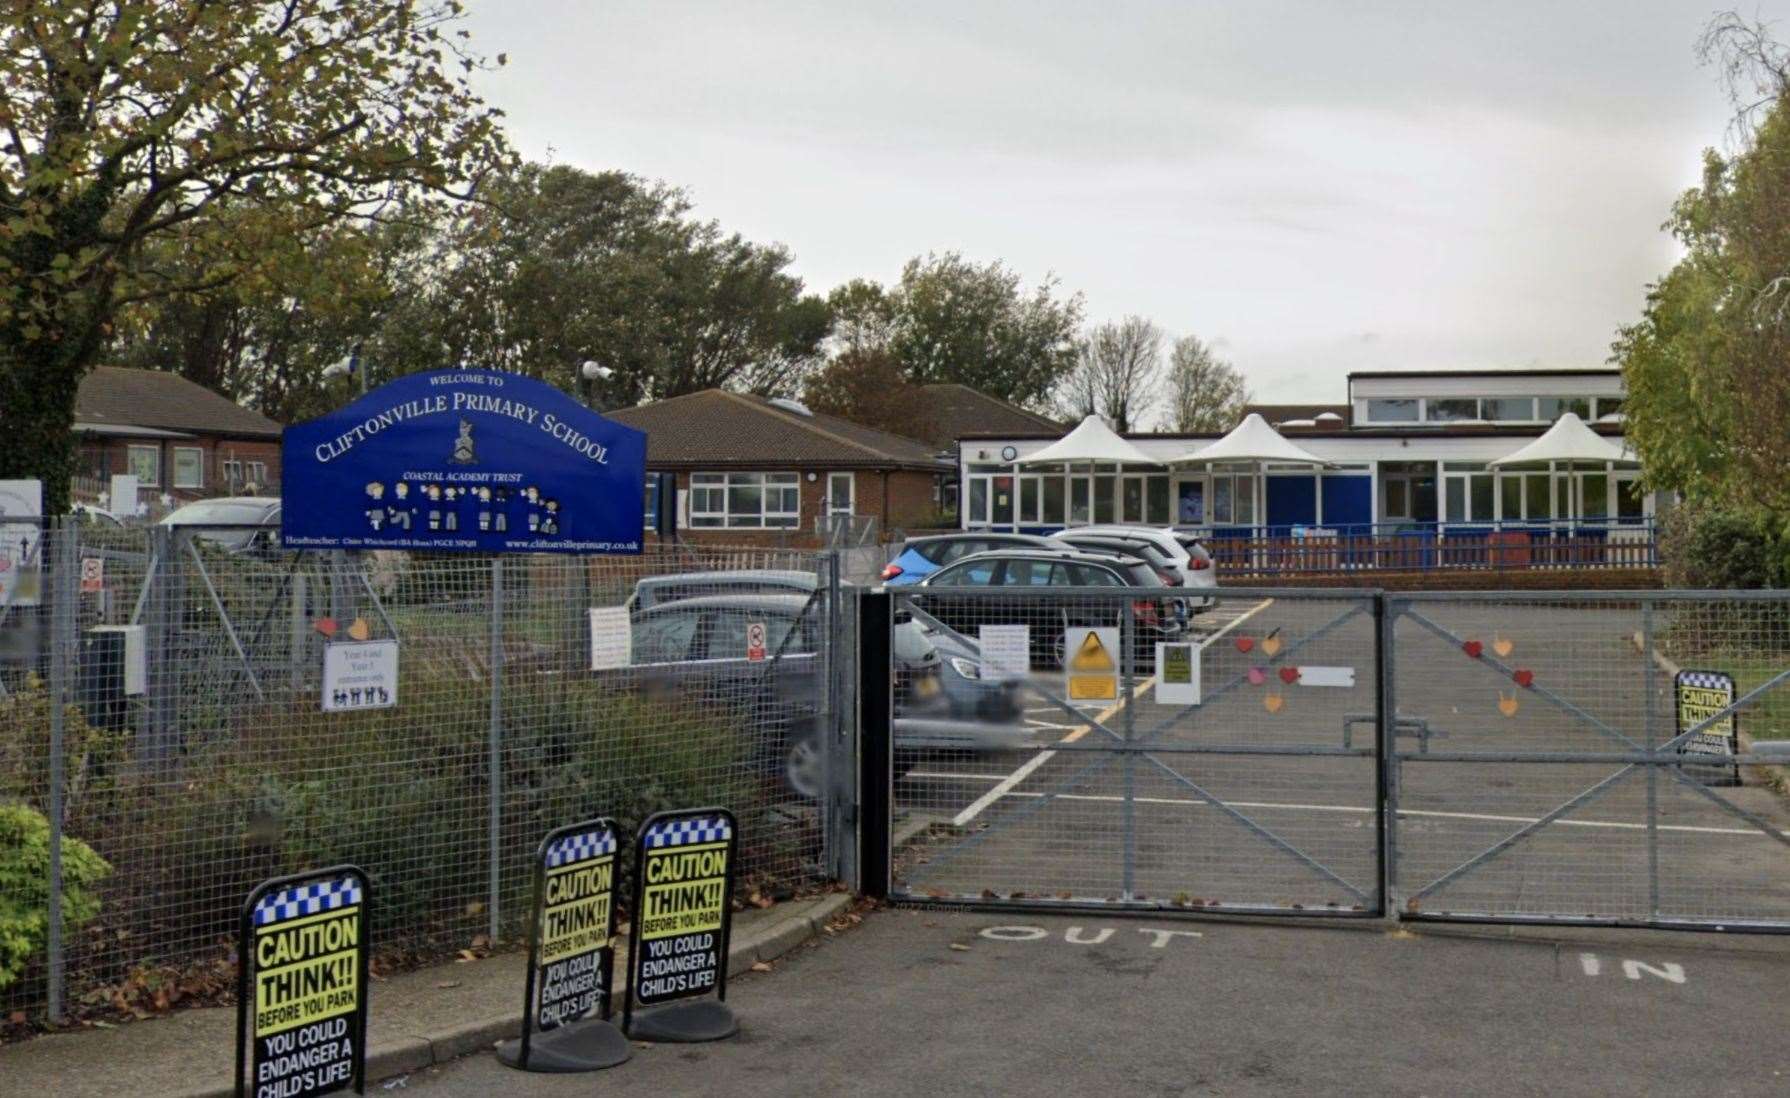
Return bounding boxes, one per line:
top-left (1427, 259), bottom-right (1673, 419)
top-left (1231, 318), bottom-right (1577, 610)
top-left (1676, 669), bottom-right (1741, 785)
top-left (979, 625), bottom-right (1030, 681)
top-left (322, 640), bottom-right (398, 712)
top-left (1065, 627), bottom-right (1119, 705)
top-left (588, 607), bottom-right (630, 671)
top-left (237, 867), bottom-right (369, 1098)
top-left (1156, 642), bottom-right (1200, 705)
top-left (626, 809), bottom-right (736, 1009)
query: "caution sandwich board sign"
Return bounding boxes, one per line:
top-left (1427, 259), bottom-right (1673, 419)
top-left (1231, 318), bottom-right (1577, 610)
top-left (1675, 669), bottom-right (1741, 786)
top-left (623, 807), bottom-right (740, 1042)
top-left (236, 866), bottom-right (369, 1098)
top-left (499, 818), bottom-right (630, 1073)
top-left (1065, 626), bottom-right (1119, 705)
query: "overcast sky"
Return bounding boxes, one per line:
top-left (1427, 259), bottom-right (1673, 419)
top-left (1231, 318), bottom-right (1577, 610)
top-left (462, 2), bottom-right (1777, 407)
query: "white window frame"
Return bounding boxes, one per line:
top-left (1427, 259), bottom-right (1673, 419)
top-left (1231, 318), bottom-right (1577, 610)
top-left (688, 471), bottom-right (800, 529)
top-left (172, 446), bottom-right (204, 490)
top-left (1209, 471), bottom-right (1257, 525)
top-left (126, 444), bottom-right (160, 487)
top-left (825, 472), bottom-right (855, 516)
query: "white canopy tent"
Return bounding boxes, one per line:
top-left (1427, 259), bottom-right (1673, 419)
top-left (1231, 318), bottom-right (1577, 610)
top-left (1015, 415), bottom-right (1163, 527)
top-left (1168, 413), bottom-right (1334, 530)
top-left (1017, 414), bottom-right (1160, 467)
top-left (1489, 412), bottom-right (1635, 467)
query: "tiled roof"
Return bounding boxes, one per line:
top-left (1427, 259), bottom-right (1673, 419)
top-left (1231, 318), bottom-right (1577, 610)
top-left (914, 384), bottom-right (1061, 447)
top-left (75, 367), bottom-right (283, 438)
top-left (606, 390), bottom-right (949, 470)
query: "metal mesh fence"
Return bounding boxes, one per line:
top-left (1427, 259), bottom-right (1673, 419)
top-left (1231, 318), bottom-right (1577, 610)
top-left (0, 519), bottom-right (842, 1021)
top-left (888, 585), bottom-right (1383, 915)
top-left (1388, 592), bottom-right (1790, 928)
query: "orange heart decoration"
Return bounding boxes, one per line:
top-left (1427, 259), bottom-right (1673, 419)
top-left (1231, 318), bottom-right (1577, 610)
top-left (1261, 634), bottom-right (1282, 657)
top-left (1492, 636), bottom-right (1513, 658)
top-left (1264, 693), bottom-right (1284, 714)
top-left (347, 617), bottom-right (371, 642)
top-left (1498, 693), bottom-right (1519, 717)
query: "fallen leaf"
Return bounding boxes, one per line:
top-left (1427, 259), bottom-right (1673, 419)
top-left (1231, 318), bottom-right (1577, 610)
top-left (750, 961), bottom-right (772, 973)
top-left (7, 1011), bottom-right (23, 1025)
top-left (948, 943), bottom-right (971, 952)
top-left (455, 950), bottom-right (478, 963)
top-left (436, 981), bottom-right (461, 990)
top-left (469, 934), bottom-right (491, 951)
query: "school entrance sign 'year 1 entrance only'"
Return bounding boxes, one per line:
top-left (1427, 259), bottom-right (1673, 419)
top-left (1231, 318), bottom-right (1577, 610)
top-left (623, 808), bottom-right (739, 1042)
top-left (236, 866), bottom-right (370, 1098)
top-left (281, 370), bottom-right (647, 554)
top-left (498, 819), bottom-right (630, 1073)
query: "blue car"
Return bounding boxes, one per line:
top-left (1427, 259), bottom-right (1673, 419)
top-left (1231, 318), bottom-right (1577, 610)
top-left (880, 533), bottom-right (1059, 585)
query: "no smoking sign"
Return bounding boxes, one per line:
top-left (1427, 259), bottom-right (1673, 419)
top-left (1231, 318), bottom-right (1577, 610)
top-left (746, 621), bottom-right (767, 662)
top-left (79, 557), bottom-right (104, 594)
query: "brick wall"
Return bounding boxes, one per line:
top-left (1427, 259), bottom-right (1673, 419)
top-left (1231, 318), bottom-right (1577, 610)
top-left (78, 435), bottom-right (282, 503)
top-left (1263, 566), bottom-right (1664, 591)
top-left (646, 467), bottom-right (943, 547)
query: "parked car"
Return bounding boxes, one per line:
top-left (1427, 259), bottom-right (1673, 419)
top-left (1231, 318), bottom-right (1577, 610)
top-left (626, 569), bottom-right (818, 613)
top-left (622, 592), bottom-right (1026, 797)
top-left (160, 496), bottom-right (282, 556)
top-left (880, 532), bottom-right (1059, 585)
top-left (1047, 524), bottom-right (1216, 611)
top-left (71, 502), bottom-right (124, 528)
top-left (907, 547), bottom-right (1185, 670)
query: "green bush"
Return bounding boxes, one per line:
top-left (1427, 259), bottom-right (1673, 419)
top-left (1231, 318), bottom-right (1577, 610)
top-left (1659, 503), bottom-right (1790, 589)
top-left (0, 803), bottom-right (111, 990)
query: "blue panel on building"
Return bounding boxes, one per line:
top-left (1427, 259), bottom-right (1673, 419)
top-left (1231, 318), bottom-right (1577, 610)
top-left (1321, 475), bottom-right (1373, 530)
top-left (1266, 475), bottom-right (1317, 529)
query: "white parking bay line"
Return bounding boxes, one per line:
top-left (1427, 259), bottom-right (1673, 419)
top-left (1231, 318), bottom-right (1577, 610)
top-left (951, 677), bottom-right (1157, 828)
top-left (1197, 597), bottom-right (1273, 648)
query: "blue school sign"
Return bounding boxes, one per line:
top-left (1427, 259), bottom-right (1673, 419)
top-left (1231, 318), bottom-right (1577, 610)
top-left (282, 370), bottom-right (647, 554)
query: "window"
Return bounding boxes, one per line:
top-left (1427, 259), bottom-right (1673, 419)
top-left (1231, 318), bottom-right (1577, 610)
top-left (1427, 398), bottom-right (1479, 422)
top-left (688, 472), bottom-right (800, 528)
top-left (127, 444), bottom-right (159, 486)
top-left (1443, 467), bottom-right (1495, 523)
top-left (1366, 399), bottom-right (1419, 422)
top-left (633, 611), bottom-right (700, 664)
top-left (1210, 473), bottom-right (1256, 524)
top-left (1538, 396), bottom-right (1592, 422)
top-left (1616, 477), bottom-right (1644, 519)
top-left (1483, 397), bottom-right (1536, 422)
top-left (1072, 563), bottom-right (1123, 586)
top-left (931, 559), bottom-right (999, 586)
top-left (1594, 397), bottom-right (1624, 421)
top-left (998, 559), bottom-right (1067, 586)
top-left (1093, 476), bottom-right (1115, 524)
top-left (172, 447), bottom-right (204, 490)
top-left (825, 472), bottom-right (854, 516)
top-left (1041, 476), bottom-right (1066, 525)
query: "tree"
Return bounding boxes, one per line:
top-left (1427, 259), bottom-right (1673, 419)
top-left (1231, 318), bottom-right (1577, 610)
top-left (803, 347), bottom-right (927, 439)
top-left (0, 1), bottom-right (509, 514)
top-left (1162, 335), bottom-right (1251, 432)
top-left (1054, 316), bottom-right (1163, 432)
top-left (1612, 11), bottom-right (1790, 517)
top-left (841, 252), bottom-right (1081, 410)
top-left (400, 163), bottom-right (828, 406)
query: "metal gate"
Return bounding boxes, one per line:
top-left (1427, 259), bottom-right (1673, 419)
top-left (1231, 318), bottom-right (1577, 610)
top-left (871, 585), bottom-right (1384, 917)
top-left (1386, 591), bottom-right (1790, 931)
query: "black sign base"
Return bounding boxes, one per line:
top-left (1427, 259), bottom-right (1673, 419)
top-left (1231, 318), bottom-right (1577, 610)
top-left (625, 999), bottom-right (739, 1043)
top-left (497, 1018), bottom-right (632, 1072)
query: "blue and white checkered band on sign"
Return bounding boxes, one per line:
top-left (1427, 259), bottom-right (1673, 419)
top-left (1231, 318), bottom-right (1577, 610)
top-left (545, 828), bottom-right (618, 869)
top-left (253, 876), bottom-right (362, 927)
top-left (643, 815), bottom-right (732, 850)
top-left (1680, 670), bottom-right (1735, 692)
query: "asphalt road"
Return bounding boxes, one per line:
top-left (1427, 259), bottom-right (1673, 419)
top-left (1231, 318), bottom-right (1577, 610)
top-left (892, 595), bottom-right (1790, 924)
top-left (391, 909), bottom-right (1790, 1096)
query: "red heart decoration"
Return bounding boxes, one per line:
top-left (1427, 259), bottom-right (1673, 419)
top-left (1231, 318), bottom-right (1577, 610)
top-left (1463, 640), bottom-right (1483, 659)
top-left (1513, 669), bottom-right (1535, 689)
top-left (1279, 666), bottom-right (1300, 684)
top-left (1234, 636), bottom-right (1254, 653)
top-left (314, 617), bottom-right (339, 638)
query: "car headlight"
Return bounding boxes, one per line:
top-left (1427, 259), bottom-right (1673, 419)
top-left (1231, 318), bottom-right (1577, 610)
top-left (948, 656), bottom-right (984, 680)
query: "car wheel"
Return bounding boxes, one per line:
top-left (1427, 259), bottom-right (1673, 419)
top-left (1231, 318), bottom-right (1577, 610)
top-left (784, 735), bottom-right (825, 799)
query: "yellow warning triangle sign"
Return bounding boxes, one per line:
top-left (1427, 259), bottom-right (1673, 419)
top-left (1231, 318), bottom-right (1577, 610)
top-left (1069, 630), bottom-right (1115, 673)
